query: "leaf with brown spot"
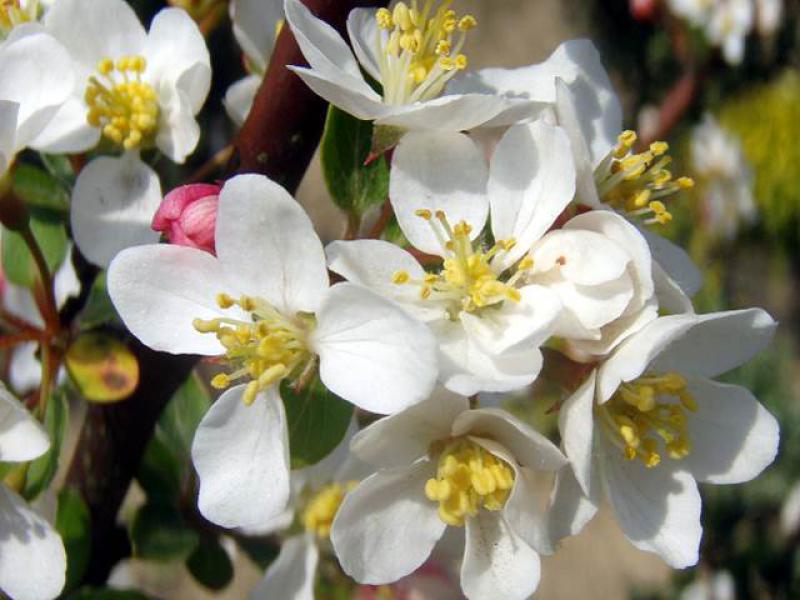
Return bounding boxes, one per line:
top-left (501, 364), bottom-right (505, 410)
top-left (66, 332), bottom-right (139, 403)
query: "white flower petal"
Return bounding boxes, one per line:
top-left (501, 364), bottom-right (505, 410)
top-left (558, 371), bottom-right (597, 496)
top-left (144, 8), bottom-right (211, 115)
top-left (0, 31), bottom-right (74, 151)
top-left (390, 131), bottom-right (488, 256)
top-left (641, 229), bottom-right (703, 297)
top-left (28, 96), bottom-right (101, 155)
top-left (531, 229), bottom-right (630, 286)
top-left (191, 385), bottom-right (291, 530)
top-left (232, 0), bottom-right (283, 74)
top-left (350, 388), bottom-right (468, 468)
top-left (601, 454), bottom-right (702, 568)
top-left (71, 154), bottom-right (162, 268)
top-left (0, 100), bottom-right (17, 174)
top-left (9, 343), bottom-right (42, 395)
top-left (460, 284), bottom-right (561, 357)
top-left (452, 408), bottom-right (566, 471)
top-left (377, 94), bottom-right (528, 132)
top-left (224, 75), bottom-right (262, 127)
top-left (287, 66), bottom-right (386, 121)
top-left (488, 120), bottom-right (576, 269)
top-left (461, 510), bottom-right (541, 600)
top-left (107, 244), bottom-right (243, 356)
top-left (347, 8), bottom-right (381, 82)
top-left (284, 0), bottom-right (373, 90)
top-left (331, 461), bottom-right (445, 584)
top-left (216, 174), bottom-right (329, 314)
top-left (313, 283), bottom-right (438, 414)
top-left (652, 308), bottom-right (777, 379)
top-left (438, 324), bottom-right (544, 396)
top-left (153, 84), bottom-right (201, 164)
top-left (0, 383), bottom-right (49, 462)
top-left (0, 485), bottom-right (66, 600)
top-left (683, 377), bottom-right (779, 484)
top-left (547, 466), bottom-right (599, 543)
top-left (653, 261), bottom-right (694, 314)
top-left (567, 298), bottom-right (659, 361)
top-left (250, 533), bottom-right (317, 600)
top-left (44, 0), bottom-right (146, 72)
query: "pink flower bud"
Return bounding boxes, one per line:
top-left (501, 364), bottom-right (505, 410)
top-left (152, 183), bottom-right (221, 254)
top-left (630, 0), bottom-right (658, 21)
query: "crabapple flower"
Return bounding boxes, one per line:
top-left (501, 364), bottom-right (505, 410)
top-left (284, 0), bottom-right (532, 138)
top-left (152, 183), bottom-right (220, 254)
top-left (668, 0), bottom-right (754, 64)
top-left (691, 114), bottom-right (756, 240)
top-left (755, 0), bottom-right (783, 37)
top-left (0, 383), bottom-right (67, 600)
top-left (331, 388), bottom-right (567, 600)
top-left (0, 0), bottom-right (56, 38)
top-left (107, 173), bottom-right (437, 530)
top-left (554, 309), bottom-right (779, 567)
top-left (251, 424), bottom-right (370, 600)
top-left (0, 28), bottom-right (73, 176)
top-left (328, 122), bottom-right (570, 395)
top-left (224, 0), bottom-right (284, 126)
top-left (680, 570), bottom-right (735, 600)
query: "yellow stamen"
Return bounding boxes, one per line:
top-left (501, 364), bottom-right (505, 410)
top-left (302, 481), bottom-right (358, 538)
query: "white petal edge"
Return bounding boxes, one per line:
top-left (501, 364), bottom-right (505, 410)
top-left (250, 533), bottom-right (317, 600)
top-left (0, 383), bottom-right (49, 462)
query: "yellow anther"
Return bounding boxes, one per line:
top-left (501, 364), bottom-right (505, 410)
top-left (97, 58), bottom-right (114, 75)
top-left (516, 256), bottom-right (534, 272)
top-left (425, 440), bottom-right (515, 527)
top-left (420, 286), bottom-right (432, 299)
top-left (435, 39), bottom-right (451, 56)
top-left (242, 380), bottom-right (260, 406)
top-left (211, 373), bottom-right (230, 389)
top-left (392, 270), bottom-right (411, 284)
top-left (376, 7), bottom-right (393, 29)
top-left (618, 130), bottom-right (638, 147)
top-left (633, 189), bottom-right (652, 208)
top-left (192, 318), bottom-right (219, 333)
top-left (392, 2), bottom-right (412, 31)
top-left (649, 141), bottom-right (669, 156)
top-left (458, 15), bottom-right (477, 31)
top-left (415, 208), bottom-right (433, 220)
top-left (677, 176), bottom-right (695, 188)
top-left (653, 169), bottom-right (672, 187)
top-left (302, 482), bottom-right (357, 538)
top-left (454, 54), bottom-right (468, 70)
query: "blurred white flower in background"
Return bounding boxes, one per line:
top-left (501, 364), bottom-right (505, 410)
top-left (691, 114), bottom-right (757, 240)
top-left (680, 570), bottom-right (736, 600)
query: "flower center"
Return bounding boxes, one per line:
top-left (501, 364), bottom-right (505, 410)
top-left (0, 0), bottom-right (38, 37)
top-left (302, 481), bottom-right (358, 538)
top-left (374, 1), bottom-right (476, 105)
top-left (597, 371), bottom-right (696, 468)
top-left (85, 56), bottom-right (159, 151)
top-left (596, 130), bottom-right (694, 226)
top-left (392, 210), bottom-right (530, 319)
top-left (192, 293), bottom-right (313, 406)
top-left (424, 439), bottom-right (515, 527)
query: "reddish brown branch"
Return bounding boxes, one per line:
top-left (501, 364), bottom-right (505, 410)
top-left (66, 0), bottom-right (387, 585)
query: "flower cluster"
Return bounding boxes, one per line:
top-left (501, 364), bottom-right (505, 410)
top-left (0, 0), bottom-right (784, 599)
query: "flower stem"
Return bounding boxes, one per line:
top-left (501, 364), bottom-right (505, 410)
top-left (20, 225), bottom-right (60, 333)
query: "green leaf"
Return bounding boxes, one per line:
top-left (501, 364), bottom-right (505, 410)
top-left (137, 434), bottom-right (182, 502)
top-left (39, 153), bottom-right (76, 187)
top-left (281, 377), bottom-right (353, 469)
top-left (79, 273), bottom-right (121, 330)
top-left (66, 588), bottom-right (151, 600)
top-left (235, 536), bottom-right (280, 570)
top-left (129, 503), bottom-right (199, 561)
top-left (1, 214), bottom-right (68, 287)
top-left (320, 105), bottom-right (389, 215)
top-left (186, 536), bottom-right (234, 591)
top-left (12, 163), bottom-right (69, 214)
top-left (65, 332), bottom-right (140, 403)
top-left (157, 374), bottom-right (210, 460)
top-left (56, 487), bottom-right (91, 593)
top-left (23, 389), bottom-right (68, 500)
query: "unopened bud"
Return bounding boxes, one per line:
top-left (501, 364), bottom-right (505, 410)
top-left (152, 183), bottom-right (221, 254)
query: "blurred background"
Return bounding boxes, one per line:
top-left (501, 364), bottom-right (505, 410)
top-left (73, 0), bottom-right (800, 598)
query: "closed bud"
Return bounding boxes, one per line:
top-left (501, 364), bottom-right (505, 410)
top-left (151, 183), bottom-right (221, 254)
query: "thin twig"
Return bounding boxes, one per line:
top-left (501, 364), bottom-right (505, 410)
top-left (20, 225), bottom-right (60, 333)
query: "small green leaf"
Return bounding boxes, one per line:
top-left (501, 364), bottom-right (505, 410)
top-left (39, 153), bottom-right (76, 187)
top-left (1, 214), bottom-right (68, 287)
top-left (23, 389), bottom-right (68, 500)
top-left (56, 487), bottom-right (91, 593)
top-left (186, 536), bottom-right (234, 591)
top-left (157, 373), bottom-right (210, 460)
top-left (79, 273), bottom-right (121, 330)
top-left (66, 332), bottom-right (139, 403)
top-left (12, 163), bottom-right (70, 214)
top-left (235, 536), bottom-right (280, 570)
top-left (130, 503), bottom-right (199, 561)
top-left (320, 105), bottom-right (389, 215)
top-left (137, 434), bottom-right (182, 502)
top-left (281, 377), bottom-right (353, 469)
top-left (66, 588), bottom-right (150, 600)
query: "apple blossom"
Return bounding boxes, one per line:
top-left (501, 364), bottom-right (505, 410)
top-left (331, 388), bottom-right (567, 600)
top-left (107, 173), bottom-right (438, 529)
top-left (152, 183), bottom-right (220, 253)
top-left (553, 309), bottom-right (779, 567)
top-left (668, 0), bottom-right (754, 64)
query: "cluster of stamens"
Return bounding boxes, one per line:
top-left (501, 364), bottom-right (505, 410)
top-left (598, 372), bottom-right (696, 468)
top-left (424, 440), bottom-right (515, 527)
top-left (374, 1), bottom-right (476, 105)
top-left (301, 481), bottom-right (358, 538)
top-left (0, 0), bottom-right (37, 37)
top-left (596, 131), bottom-right (694, 226)
top-left (192, 293), bottom-right (311, 406)
top-left (85, 56), bottom-right (159, 151)
top-left (392, 210), bottom-right (530, 320)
